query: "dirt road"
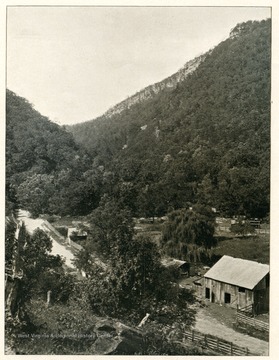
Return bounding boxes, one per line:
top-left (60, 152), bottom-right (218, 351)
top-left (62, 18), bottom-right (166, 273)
top-left (18, 210), bottom-right (75, 269)
top-left (195, 307), bottom-right (269, 355)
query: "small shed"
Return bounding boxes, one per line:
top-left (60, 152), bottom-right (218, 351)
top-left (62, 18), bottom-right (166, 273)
top-left (67, 227), bottom-right (87, 244)
top-left (204, 256), bottom-right (269, 314)
top-left (161, 258), bottom-right (191, 277)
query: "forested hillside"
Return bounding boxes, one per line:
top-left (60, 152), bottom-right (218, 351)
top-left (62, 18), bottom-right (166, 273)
top-left (70, 19), bottom-right (270, 219)
top-left (6, 90), bottom-right (98, 216)
top-left (7, 19), bottom-right (270, 220)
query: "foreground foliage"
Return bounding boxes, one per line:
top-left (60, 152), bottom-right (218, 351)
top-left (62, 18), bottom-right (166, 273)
top-left (5, 219), bottom-right (74, 353)
top-left (6, 201), bottom-right (198, 355)
top-left (13, 297), bottom-right (202, 355)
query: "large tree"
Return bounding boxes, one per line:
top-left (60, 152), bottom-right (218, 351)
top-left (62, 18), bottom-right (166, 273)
top-left (162, 204), bottom-right (217, 261)
top-left (73, 198), bottom-right (196, 330)
top-left (76, 234), bottom-right (196, 329)
top-left (81, 196), bottom-right (135, 259)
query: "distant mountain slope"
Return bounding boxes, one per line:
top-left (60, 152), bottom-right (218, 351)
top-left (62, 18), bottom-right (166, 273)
top-left (70, 19), bottom-right (271, 218)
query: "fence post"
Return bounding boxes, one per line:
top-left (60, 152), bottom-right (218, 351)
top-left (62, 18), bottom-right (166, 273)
top-left (216, 338), bottom-right (219, 351)
top-left (192, 330), bottom-right (195, 342)
top-left (246, 347), bottom-right (249, 355)
top-left (204, 334), bottom-right (207, 346)
top-left (230, 342), bottom-right (233, 355)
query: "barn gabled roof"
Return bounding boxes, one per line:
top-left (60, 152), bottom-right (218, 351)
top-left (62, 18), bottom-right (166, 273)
top-left (204, 255), bottom-right (269, 290)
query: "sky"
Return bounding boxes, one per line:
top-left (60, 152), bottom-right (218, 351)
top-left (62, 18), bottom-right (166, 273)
top-left (7, 6), bottom-right (271, 125)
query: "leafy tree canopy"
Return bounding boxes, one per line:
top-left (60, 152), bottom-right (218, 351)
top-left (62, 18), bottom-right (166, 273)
top-left (73, 198), bottom-right (196, 330)
top-left (162, 204), bottom-right (217, 261)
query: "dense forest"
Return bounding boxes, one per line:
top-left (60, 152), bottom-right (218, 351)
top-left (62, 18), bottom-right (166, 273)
top-left (6, 19), bottom-right (270, 220)
top-left (70, 19), bottom-right (271, 219)
top-left (6, 90), bottom-right (96, 216)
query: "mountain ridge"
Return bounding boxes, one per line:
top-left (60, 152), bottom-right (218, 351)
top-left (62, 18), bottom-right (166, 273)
top-left (104, 52), bottom-right (209, 119)
top-left (6, 19), bottom-right (271, 219)
top-left (69, 19), bottom-right (270, 219)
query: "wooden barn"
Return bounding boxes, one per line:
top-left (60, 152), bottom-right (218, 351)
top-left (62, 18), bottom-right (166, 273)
top-left (204, 256), bottom-right (269, 314)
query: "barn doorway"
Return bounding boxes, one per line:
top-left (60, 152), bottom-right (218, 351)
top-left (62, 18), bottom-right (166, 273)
top-left (212, 292), bottom-right (215, 303)
top-left (205, 287), bottom-right (210, 299)
top-left (224, 292), bottom-right (231, 304)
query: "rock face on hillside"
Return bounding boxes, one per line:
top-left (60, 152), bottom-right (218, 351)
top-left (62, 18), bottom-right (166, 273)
top-left (91, 319), bottom-right (144, 355)
top-left (104, 52), bottom-right (208, 118)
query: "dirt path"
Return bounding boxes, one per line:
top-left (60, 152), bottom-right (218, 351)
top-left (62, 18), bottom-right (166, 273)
top-left (18, 210), bottom-right (75, 269)
top-left (195, 307), bottom-right (269, 355)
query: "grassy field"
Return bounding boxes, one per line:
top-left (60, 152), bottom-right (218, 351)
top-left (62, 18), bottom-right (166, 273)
top-left (212, 234), bottom-right (269, 264)
top-left (138, 222), bottom-right (269, 264)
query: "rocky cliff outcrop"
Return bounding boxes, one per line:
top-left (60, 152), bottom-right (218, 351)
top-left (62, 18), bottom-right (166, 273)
top-left (104, 52), bottom-right (209, 118)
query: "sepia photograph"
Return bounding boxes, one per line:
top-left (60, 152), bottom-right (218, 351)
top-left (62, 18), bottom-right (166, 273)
top-left (4, 3), bottom-right (273, 356)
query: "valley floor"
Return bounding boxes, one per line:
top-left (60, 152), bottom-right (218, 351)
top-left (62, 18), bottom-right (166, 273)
top-left (16, 210), bottom-right (270, 355)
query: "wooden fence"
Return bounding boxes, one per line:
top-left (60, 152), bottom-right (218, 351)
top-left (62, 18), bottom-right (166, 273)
top-left (236, 312), bottom-right (269, 332)
top-left (168, 328), bottom-right (259, 356)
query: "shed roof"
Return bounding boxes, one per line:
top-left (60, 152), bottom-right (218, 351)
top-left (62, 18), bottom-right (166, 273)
top-left (161, 258), bottom-right (187, 269)
top-left (204, 255), bottom-right (269, 290)
top-left (67, 227), bottom-right (87, 237)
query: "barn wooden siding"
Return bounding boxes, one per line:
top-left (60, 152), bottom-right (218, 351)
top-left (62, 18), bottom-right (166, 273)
top-left (204, 278), bottom-right (253, 309)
